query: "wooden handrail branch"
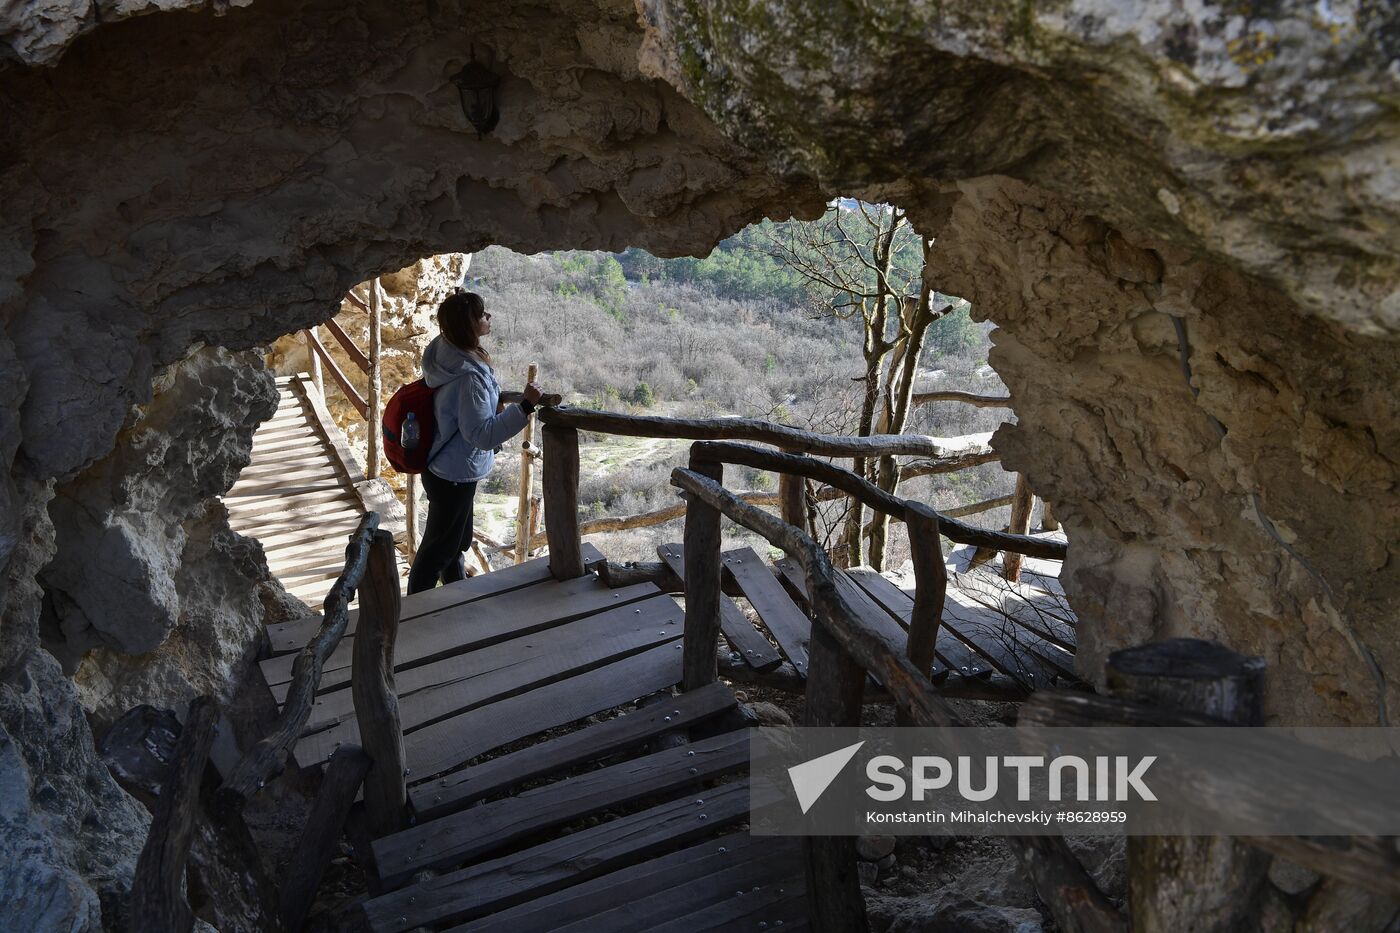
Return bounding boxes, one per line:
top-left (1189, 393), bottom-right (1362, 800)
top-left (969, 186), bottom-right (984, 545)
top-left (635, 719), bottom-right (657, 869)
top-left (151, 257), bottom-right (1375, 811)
top-left (130, 695), bottom-right (218, 933)
top-left (323, 317), bottom-right (371, 374)
top-left (352, 528), bottom-right (407, 836)
top-left (539, 406), bottom-right (992, 460)
top-left (219, 512), bottom-right (380, 810)
top-left (900, 449), bottom-right (1001, 478)
top-left (670, 466), bottom-right (1120, 933)
top-left (306, 328), bottom-right (368, 418)
top-left (690, 441), bottom-right (1066, 561)
top-left (912, 390), bottom-right (1012, 408)
top-left (671, 466), bottom-right (960, 727)
top-left (278, 745), bottom-right (371, 932)
top-left (943, 493), bottom-right (1015, 518)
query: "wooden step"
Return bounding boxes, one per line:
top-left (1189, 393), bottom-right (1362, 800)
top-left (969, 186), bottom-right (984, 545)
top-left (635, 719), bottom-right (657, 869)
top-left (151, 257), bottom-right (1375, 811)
top-left (294, 639), bottom-right (685, 773)
top-left (773, 557), bottom-right (923, 683)
top-left (261, 544), bottom-right (604, 655)
top-left (374, 728), bottom-right (750, 887)
top-left (458, 835), bottom-right (803, 933)
top-left (658, 544), bottom-right (781, 671)
top-left (719, 546), bottom-right (812, 678)
top-left (361, 781), bottom-right (754, 932)
top-left (295, 595), bottom-right (685, 748)
top-left (412, 680), bottom-right (737, 821)
top-left (261, 574), bottom-right (659, 694)
top-left (845, 567), bottom-right (978, 679)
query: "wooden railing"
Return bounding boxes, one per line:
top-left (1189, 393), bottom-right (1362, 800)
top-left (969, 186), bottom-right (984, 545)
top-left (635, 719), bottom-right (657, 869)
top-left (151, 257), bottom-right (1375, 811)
top-left (535, 406), bottom-right (1063, 581)
top-left (663, 443), bottom-right (1118, 933)
top-left (133, 513), bottom-right (406, 929)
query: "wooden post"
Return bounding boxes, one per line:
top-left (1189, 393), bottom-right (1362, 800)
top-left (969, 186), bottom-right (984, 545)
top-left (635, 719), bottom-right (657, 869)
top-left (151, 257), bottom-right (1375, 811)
top-left (1041, 498), bottom-right (1059, 532)
top-left (366, 280), bottom-right (383, 480)
top-left (1108, 639), bottom-right (1269, 933)
top-left (681, 454), bottom-right (723, 692)
top-left (306, 329), bottom-right (324, 400)
top-left (801, 615), bottom-right (869, 933)
top-left (904, 502), bottom-right (946, 682)
top-left (1003, 473), bottom-right (1034, 582)
top-left (130, 696), bottom-right (218, 933)
top-left (526, 494), bottom-right (541, 559)
top-left (351, 529), bottom-right (407, 837)
top-left (514, 362), bottom-right (539, 565)
top-left (778, 448), bottom-right (805, 532)
top-left (405, 474), bottom-right (418, 560)
top-left (278, 745), bottom-right (372, 932)
top-left (542, 425), bottom-right (584, 579)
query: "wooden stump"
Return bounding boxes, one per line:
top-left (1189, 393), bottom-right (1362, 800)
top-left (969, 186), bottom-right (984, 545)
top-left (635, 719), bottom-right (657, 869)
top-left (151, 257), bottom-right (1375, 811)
top-left (130, 696), bottom-right (218, 933)
top-left (681, 455), bottom-right (723, 692)
top-left (801, 622), bottom-right (869, 933)
top-left (352, 529), bottom-right (407, 837)
top-left (1108, 638), bottom-right (1270, 933)
top-left (778, 448), bottom-right (805, 532)
top-left (278, 745), bottom-right (371, 931)
top-left (1002, 473), bottom-right (1034, 582)
top-left (542, 425), bottom-right (584, 579)
top-left (904, 502), bottom-right (946, 682)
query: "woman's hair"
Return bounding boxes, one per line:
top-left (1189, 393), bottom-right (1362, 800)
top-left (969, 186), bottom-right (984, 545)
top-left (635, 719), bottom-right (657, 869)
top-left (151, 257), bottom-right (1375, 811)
top-left (438, 290), bottom-right (490, 364)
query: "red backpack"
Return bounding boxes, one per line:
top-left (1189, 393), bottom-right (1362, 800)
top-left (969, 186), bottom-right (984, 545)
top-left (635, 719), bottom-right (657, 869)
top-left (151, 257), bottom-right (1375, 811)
top-left (382, 379), bottom-right (437, 473)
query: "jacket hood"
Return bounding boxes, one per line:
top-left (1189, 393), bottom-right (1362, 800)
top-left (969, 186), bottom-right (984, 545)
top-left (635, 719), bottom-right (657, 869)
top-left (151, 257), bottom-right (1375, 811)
top-left (422, 335), bottom-right (489, 388)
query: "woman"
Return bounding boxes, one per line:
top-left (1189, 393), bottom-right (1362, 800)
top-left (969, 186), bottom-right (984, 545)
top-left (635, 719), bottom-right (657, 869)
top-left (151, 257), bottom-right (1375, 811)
top-left (408, 291), bottom-right (543, 594)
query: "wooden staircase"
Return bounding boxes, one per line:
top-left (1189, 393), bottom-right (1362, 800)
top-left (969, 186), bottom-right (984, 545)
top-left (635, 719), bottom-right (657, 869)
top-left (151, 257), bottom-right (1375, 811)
top-left (224, 374), bottom-right (407, 604)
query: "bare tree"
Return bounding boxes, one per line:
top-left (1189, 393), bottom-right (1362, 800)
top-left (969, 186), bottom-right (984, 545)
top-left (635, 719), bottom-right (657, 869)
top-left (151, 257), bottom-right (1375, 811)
top-left (761, 202), bottom-right (949, 569)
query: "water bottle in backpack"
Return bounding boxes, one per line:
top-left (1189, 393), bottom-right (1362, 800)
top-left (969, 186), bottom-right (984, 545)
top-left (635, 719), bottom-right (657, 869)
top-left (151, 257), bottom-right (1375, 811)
top-left (382, 379), bottom-right (436, 473)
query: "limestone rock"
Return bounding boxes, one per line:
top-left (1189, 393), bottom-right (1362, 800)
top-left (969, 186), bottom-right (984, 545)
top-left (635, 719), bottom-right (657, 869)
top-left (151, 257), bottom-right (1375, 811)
top-left (638, 0), bottom-right (1400, 330)
top-left (40, 346), bottom-right (278, 665)
top-left (0, 651), bottom-right (148, 932)
top-left (930, 177), bottom-right (1399, 723)
top-left (743, 700), bottom-right (793, 727)
top-left (73, 499), bottom-right (273, 732)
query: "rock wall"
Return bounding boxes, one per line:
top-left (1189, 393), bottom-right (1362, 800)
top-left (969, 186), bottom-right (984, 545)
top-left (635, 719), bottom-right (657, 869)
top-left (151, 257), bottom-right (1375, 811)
top-left (0, 0), bottom-right (1397, 924)
top-left (927, 177), bottom-right (1398, 724)
top-left (1, 2), bottom-right (809, 923)
top-left (41, 346), bottom-right (277, 667)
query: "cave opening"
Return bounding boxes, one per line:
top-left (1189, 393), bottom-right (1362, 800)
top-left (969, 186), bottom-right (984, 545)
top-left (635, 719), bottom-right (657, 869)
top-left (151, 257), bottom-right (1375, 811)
top-left (4, 0), bottom-right (1397, 927)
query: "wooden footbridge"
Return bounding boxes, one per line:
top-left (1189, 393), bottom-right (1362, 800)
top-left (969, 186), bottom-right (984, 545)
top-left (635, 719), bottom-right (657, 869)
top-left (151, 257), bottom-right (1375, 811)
top-left (224, 373), bottom-right (408, 603)
top-left (132, 402), bottom-right (1400, 932)
top-left (223, 405), bottom-right (1088, 931)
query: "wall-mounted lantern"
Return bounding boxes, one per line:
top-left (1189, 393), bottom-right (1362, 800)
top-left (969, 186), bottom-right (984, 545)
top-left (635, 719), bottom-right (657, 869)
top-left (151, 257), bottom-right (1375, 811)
top-left (451, 49), bottom-right (500, 138)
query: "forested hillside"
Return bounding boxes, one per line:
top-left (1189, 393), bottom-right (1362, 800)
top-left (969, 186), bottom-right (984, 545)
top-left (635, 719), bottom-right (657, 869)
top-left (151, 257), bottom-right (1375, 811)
top-left (466, 213), bottom-right (1024, 566)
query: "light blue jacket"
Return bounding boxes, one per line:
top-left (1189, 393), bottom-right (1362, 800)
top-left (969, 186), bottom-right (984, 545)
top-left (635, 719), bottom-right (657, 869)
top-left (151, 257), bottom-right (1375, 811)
top-left (422, 336), bottom-right (528, 483)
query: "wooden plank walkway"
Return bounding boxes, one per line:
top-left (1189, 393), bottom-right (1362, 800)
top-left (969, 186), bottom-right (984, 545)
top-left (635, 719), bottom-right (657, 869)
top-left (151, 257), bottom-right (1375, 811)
top-left (757, 532), bottom-right (1080, 694)
top-left (252, 551), bottom-right (793, 931)
top-left (224, 374), bottom-right (407, 605)
top-left (248, 534), bottom-right (1076, 929)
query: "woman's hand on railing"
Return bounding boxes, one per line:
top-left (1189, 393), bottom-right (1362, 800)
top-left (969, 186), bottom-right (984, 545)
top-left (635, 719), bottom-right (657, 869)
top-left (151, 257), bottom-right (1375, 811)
top-left (523, 381), bottom-right (543, 405)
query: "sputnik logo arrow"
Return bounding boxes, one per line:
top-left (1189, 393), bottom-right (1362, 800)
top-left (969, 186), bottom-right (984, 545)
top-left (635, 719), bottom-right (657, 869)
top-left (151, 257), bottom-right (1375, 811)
top-left (788, 741), bottom-right (865, 814)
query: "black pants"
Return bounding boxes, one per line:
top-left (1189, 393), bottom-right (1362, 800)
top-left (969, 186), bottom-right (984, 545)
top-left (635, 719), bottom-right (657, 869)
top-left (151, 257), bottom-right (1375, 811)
top-left (407, 471), bottom-right (478, 594)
